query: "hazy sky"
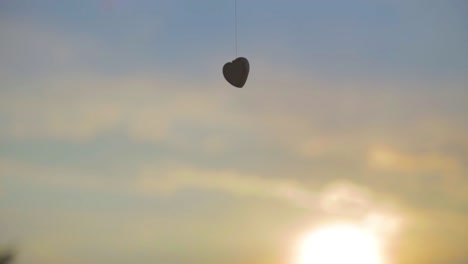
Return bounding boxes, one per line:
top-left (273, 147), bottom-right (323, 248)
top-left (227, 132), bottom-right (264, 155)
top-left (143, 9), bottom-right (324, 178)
top-left (1, 1), bottom-right (467, 264)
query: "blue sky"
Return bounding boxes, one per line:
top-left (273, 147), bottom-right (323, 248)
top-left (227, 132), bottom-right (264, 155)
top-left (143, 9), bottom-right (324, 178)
top-left (1, 1), bottom-right (467, 264)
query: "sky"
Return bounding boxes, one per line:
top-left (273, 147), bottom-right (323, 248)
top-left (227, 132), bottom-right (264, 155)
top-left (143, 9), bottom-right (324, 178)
top-left (0, 0), bottom-right (467, 263)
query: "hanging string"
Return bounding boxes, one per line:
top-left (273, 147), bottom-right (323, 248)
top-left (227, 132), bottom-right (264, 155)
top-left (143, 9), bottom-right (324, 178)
top-left (235, 0), bottom-right (238, 57)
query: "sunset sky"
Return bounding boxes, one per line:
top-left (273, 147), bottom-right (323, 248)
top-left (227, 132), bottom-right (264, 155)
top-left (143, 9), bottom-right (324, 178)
top-left (1, 1), bottom-right (467, 264)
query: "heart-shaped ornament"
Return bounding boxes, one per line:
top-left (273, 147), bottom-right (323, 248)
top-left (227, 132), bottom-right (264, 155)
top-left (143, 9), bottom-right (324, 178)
top-left (223, 57), bottom-right (250, 88)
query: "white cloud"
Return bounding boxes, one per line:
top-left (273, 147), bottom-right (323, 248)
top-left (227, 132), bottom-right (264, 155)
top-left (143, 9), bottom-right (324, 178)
top-left (137, 165), bottom-right (314, 203)
top-left (1, 154), bottom-right (404, 230)
top-left (136, 165), bottom-right (403, 232)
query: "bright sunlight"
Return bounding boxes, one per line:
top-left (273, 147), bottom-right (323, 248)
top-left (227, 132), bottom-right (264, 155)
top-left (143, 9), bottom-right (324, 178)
top-left (297, 224), bottom-right (384, 264)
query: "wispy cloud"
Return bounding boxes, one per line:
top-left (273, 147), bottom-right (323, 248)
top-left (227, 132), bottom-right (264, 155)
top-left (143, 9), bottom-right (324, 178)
top-left (368, 144), bottom-right (461, 175)
top-left (1, 4), bottom-right (467, 262)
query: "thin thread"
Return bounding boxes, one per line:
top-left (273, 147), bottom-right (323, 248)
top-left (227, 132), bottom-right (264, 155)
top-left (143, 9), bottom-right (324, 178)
top-left (235, 0), bottom-right (238, 57)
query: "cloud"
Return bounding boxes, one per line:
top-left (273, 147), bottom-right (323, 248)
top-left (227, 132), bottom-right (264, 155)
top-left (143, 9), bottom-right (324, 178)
top-left (298, 137), bottom-right (337, 158)
top-left (136, 164), bottom-right (403, 233)
top-left (1, 157), bottom-right (405, 263)
top-left (0, 74), bottom-right (224, 142)
top-left (0, 68), bottom-right (328, 156)
top-left (364, 143), bottom-right (468, 215)
top-left (0, 158), bottom-right (128, 194)
top-left (1, 155), bottom-right (403, 237)
top-left (368, 144), bottom-right (461, 175)
top-left (394, 209), bottom-right (468, 264)
top-left (1, 3), bottom-right (467, 264)
top-left (137, 165), bottom-right (315, 204)
top-left (3, 148), bottom-right (468, 263)
top-left (1, 29), bottom-right (466, 163)
top-left (0, 18), bottom-right (99, 77)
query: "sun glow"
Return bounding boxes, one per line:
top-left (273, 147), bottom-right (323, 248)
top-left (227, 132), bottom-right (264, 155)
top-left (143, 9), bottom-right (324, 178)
top-left (297, 224), bottom-right (384, 264)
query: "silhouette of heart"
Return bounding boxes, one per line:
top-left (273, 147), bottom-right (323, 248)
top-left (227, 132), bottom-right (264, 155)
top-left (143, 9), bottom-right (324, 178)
top-left (223, 57), bottom-right (250, 88)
